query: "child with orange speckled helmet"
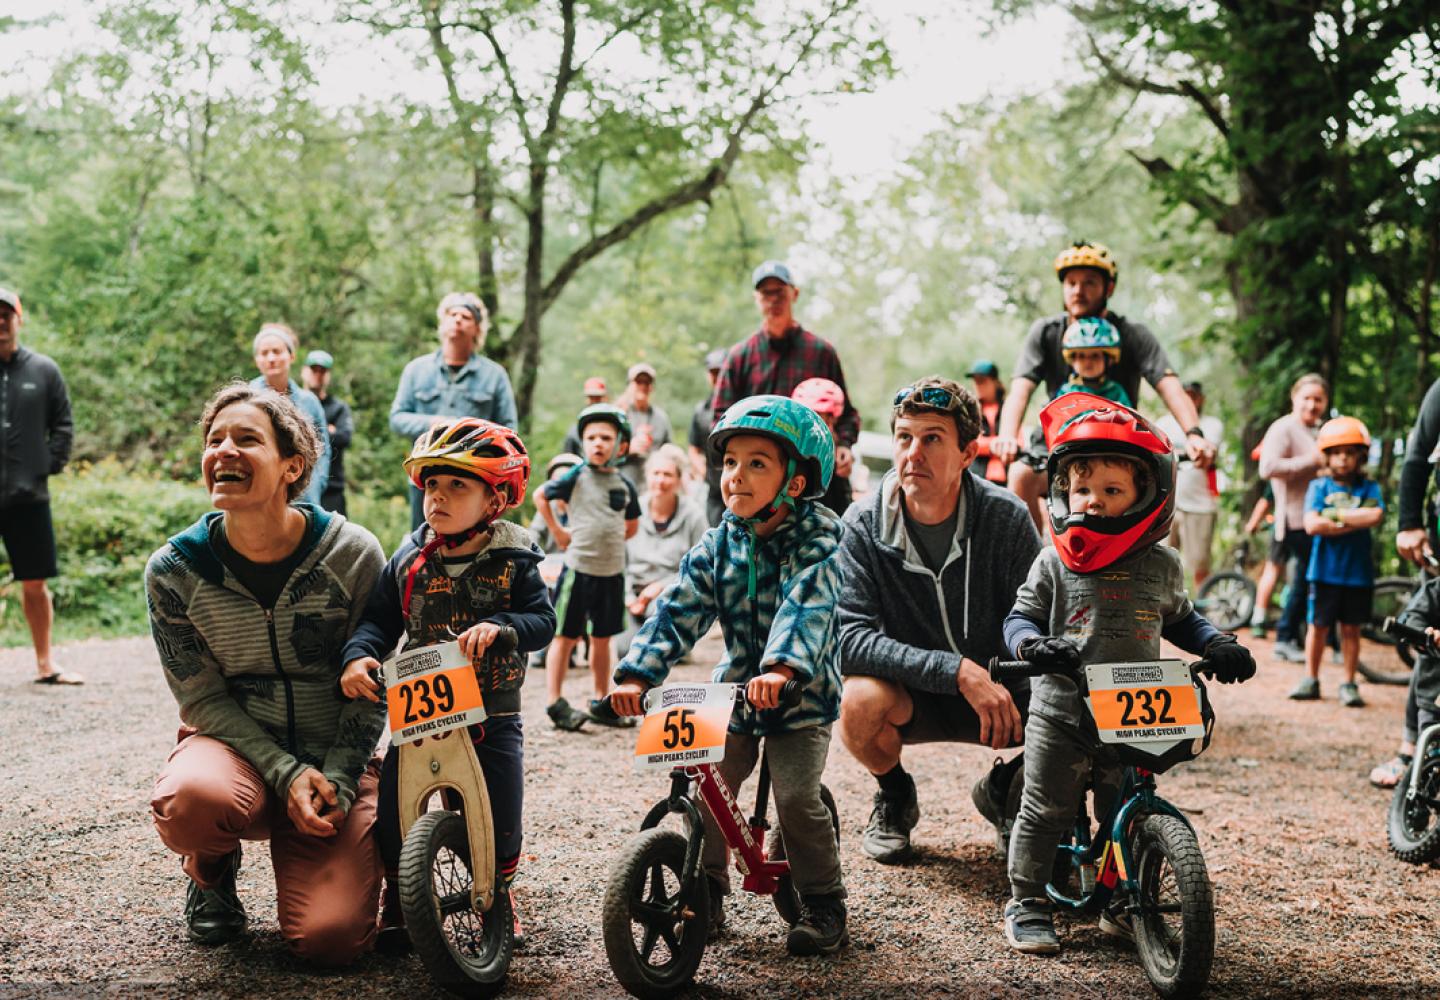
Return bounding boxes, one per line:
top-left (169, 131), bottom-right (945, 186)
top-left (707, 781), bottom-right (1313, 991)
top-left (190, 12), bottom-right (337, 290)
top-left (999, 393), bottom-right (1255, 956)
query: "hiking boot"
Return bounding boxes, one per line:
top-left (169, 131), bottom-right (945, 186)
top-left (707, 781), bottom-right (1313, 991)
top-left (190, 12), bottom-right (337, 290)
top-left (1272, 641), bottom-right (1305, 663)
top-left (1338, 682), bottom-right (1365, 708)
top-left (1003, 897), bottom-right (1059, 955)
top-left (375, 878), bottom-right (411, 955)
top-left (547, 697), bottom-right (589, 731)
top-left (861, 781), bottom-right (919, 864)
top-left (971, 755), bottom-right (1024, 859)
top-left (185, 848), bottom-right (247, 945)
top-left (587, 697), bottom-right (638, 728)
top-left (706, 877), bottom-right (726, 937)
top-left (785, 896), bottom-right (848, 956)
top-left (1288, 676), bottom-right (1320, 701)
top-left (1098, 898), bottom-right (1133, 942)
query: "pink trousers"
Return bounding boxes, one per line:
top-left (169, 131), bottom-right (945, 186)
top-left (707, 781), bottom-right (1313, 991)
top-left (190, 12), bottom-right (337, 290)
top-left (151, 733), bottom-right (382, 966)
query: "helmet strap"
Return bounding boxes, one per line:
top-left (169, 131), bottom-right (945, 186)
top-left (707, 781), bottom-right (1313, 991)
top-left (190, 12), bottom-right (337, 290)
top-left (737, 457), bottom-right (797, 600)
top-left (402, 522), bottom-right (491, 618)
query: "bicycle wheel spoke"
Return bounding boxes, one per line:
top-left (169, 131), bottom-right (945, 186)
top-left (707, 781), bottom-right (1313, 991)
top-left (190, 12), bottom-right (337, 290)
top-left (639, 923), bottom-right (663, 962)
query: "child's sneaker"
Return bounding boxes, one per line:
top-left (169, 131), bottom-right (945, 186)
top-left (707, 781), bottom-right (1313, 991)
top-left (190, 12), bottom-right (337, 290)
top-left (547, 697), bottom-right (589, 731)
top-left (587, 697), bottom-right (638, 728)
top-left (1098, 898), bottom-right (1133, 942)
top-left (1287, 676), bottom-right (1320, 700)
top-left (1272, 641), bottom-right (1305, 663)
top-left (706, 877), bottom-right (726, 937)
top-left (785, 895), bottom-right (848, 956)
top-left (1249, 622), bottom-right (1267, 638)
top-left (1003, 898), bottom-right (1059, 955)
top-left (1338, 682), bottom-right (1365, 708)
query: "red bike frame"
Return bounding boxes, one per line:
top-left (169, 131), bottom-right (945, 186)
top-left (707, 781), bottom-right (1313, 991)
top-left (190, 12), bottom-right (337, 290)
top-left (682, 760), bottom-right (788, 896)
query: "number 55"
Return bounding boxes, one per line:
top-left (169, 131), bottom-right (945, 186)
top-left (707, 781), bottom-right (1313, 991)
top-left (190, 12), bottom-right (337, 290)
top-left (662, 708), bottom-right (696, 749)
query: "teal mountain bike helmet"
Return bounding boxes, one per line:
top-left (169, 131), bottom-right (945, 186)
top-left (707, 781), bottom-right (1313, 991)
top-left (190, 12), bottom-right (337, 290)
top-left (1061, 316), bottom-right (1122, 362)
top-left (709, 394), bottom-right (834, 502)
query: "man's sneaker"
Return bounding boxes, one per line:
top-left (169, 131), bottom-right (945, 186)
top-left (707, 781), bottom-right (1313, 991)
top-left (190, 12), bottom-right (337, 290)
top-left (1288, 675), bottom-right (1320, 700)
top-left (1272, 641), bottom-right (1305, 663)
top-left (1003, 897), bottom-right (1059, 955)
top-left (375, 878), bottom-right (411, 955)
top-left (861, 781), bottom-right (919, 864)
top-left (785, 896), bottom-right (848, 956)
top-left (587, 697), bottom-right (638, 728)
top-left (547, 697), bottom-right (588, 731)
top-left (1098, 898), bottom-right (1133, 942)
top-left (706, 877), bottom-right (726, 937)
top-left (185, 848), bottom-right (247, 945)
top-left (1249, 622), bottom-right (1267, 638)
top-left (971, 755), bottom-right (1024, 859)
top-left (1338, 682), bottom-right (1365, 708)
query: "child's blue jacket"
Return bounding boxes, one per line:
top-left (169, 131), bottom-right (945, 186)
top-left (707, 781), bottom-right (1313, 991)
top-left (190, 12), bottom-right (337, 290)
top-left (615, 501), bottom-right (843, 736)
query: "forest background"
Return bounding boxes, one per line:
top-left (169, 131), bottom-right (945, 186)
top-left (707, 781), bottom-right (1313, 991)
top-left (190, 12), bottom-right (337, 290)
top-left (1, 0), bottom-right (1437, 643)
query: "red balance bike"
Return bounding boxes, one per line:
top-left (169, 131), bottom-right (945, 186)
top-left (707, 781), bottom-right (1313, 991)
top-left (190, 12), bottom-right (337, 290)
top-left (600, 681), bottom-right (838, 999)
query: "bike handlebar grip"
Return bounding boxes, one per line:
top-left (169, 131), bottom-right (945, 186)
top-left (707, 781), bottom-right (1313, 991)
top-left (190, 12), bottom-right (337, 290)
top-left (988, 657), bottom-right (1042, 683)
top-left (1382, 615), bottom-right (1432, 649)
top-left (778, 680), bottom-right (804, 709)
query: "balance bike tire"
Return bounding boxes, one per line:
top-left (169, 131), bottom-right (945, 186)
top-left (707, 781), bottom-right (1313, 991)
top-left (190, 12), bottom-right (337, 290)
top-left (398, 810), bottom-right (513, 998)
top-left (1131, 814), bottom-right (1215, 998)
top-left (603, 827), bottom-right (709, 999)
top-left (1388, 753), bottom-right (1440, 863)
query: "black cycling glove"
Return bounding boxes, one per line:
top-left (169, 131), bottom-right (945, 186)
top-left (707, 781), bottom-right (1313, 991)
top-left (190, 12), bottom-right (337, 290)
top-left (1018, 636), bottom-right (1082, 673)
top-left (1200, 635), bottom-right (1255, 684)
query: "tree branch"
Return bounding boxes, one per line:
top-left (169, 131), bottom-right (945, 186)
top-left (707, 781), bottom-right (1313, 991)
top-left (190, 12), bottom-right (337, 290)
top-left (575, 5), bottom-right (662, 74)
top-left (455, 16), bottom-right (534, 150)
top-left (539, 0), bottom-right (577, 156)
top-left (1085, 32), bottom-right (1230, 140)
top-left (1129, 152), bottom-right (1244, 235)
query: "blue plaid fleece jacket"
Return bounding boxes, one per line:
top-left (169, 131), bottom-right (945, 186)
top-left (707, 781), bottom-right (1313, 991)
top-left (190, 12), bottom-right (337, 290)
top-left (614, 501), bottom-right (844, 736)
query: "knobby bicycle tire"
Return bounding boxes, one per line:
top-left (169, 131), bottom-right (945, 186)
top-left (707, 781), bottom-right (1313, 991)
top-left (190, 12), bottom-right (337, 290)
top-left (602, 827), bottom-right (709, 999)
top-left (1132, 815), bottom-right (1215, 999)
top-left (1388, 753), bottom-right (1440, 864)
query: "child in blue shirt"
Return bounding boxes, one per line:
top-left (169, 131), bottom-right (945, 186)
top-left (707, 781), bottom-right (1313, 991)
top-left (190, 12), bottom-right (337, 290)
top-left (610, 395), bottom-right (849, 957)
top-left (1291, 416), bottom-right (1384, 706)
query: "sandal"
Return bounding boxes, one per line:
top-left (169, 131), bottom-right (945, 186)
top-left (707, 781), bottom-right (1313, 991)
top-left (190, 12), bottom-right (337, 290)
top-left (1369, 755), bottom-right (1412, 788)
top-left (34, 671), bottom-right (85, 685)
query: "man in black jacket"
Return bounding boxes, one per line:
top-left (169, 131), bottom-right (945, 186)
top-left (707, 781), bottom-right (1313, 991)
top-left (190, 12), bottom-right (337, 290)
top-left (0, 287), bottom-right (79, 684)
top-left (836, 376), bottom-right (1040, 863)
top-left (301, 350), bottom-right (354, 516)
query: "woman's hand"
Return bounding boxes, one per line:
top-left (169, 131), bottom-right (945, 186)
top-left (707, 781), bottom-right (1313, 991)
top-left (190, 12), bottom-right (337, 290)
top-left (610, 680), bottom-right (649, 718)
top-left (287, 768), bottom-right (341, 837)
top-left (746, 665), bottom-right (795, 710)
top-left (340, 657), bottom-right (382, 702)
top-left (458, 621), bottom-right (503, 661)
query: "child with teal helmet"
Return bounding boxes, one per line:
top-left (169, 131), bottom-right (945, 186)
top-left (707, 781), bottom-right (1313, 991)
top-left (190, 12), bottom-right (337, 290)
top-left (1055, 317), bottom-right (1132, 407)
top-left (611, 393), bottom-right (850, 957)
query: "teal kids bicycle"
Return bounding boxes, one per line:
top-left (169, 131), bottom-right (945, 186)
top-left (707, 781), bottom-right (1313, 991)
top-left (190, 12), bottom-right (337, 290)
top-left (989, 655), bottom-right (1224, 998)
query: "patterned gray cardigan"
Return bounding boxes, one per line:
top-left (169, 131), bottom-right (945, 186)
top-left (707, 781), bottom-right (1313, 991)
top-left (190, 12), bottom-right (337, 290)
top-left (144, 508), bottom-right (385, 812)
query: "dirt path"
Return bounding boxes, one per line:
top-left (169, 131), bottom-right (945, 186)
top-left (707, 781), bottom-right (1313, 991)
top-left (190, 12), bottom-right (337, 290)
top-left (1, 631), bottom-right (1436, 998)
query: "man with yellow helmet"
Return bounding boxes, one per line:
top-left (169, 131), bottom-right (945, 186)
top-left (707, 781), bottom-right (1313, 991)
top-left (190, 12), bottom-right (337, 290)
top-left (991, 242), bottom-right (1216, 533)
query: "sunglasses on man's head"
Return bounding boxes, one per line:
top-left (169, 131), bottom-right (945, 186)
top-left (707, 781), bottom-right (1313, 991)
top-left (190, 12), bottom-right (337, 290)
top-left (892, 384), bottom-right (961, 410)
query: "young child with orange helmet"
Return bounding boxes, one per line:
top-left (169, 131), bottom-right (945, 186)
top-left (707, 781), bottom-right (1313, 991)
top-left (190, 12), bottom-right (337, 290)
top-left (999, 392), bottom-right (1255, 956)
top-left (1290, 416), bottom-right (1384, 706)
top-left (792, 377), bottom-right (854, 516)
top-left (339, 417), bottom-right (556, 951)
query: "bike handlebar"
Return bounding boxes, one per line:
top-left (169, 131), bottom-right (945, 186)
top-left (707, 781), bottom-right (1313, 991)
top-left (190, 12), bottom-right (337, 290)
top-left (1382, 615), bottom-right (1435, 653)
top-left (989, 656), bottom-right (1212, 685)
top-left (604, 679), bottom-right (804, 716)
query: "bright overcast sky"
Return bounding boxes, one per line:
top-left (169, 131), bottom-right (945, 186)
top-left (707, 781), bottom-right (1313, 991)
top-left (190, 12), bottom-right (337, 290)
top-left (5, 0), bottom-right (1076, 182)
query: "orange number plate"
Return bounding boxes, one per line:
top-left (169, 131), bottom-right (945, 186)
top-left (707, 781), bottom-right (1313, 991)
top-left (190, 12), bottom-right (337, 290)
top-left (382, 640), bottom-right (486, 744)
top-left (633, 684), bottom-right (735, 771)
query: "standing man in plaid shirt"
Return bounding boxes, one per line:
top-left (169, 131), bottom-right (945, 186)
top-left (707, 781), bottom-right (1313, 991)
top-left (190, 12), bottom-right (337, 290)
top-left (707, 261), bottom-right (860, 519)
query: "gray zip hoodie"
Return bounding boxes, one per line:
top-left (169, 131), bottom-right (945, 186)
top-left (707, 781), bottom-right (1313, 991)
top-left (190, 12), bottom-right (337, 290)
top-left (837, 468), bottom-right (1041, 694)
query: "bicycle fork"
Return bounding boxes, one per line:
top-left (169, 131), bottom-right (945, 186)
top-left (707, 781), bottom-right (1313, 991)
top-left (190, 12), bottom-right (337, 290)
top-left (397, 729), bottom-right (497, 912)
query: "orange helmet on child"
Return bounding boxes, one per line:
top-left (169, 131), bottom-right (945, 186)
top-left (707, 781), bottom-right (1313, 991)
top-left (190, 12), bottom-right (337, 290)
top-left (1316, 416), bottom-right (1371, 452)
top-left (792, 377), bottom-right (846, 420)
top-left (404, 418), bottom-right (531, 508)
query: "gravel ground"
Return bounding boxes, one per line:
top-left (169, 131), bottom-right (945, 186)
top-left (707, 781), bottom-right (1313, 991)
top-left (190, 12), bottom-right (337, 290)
top-left (1, 630), bottom-right (1437, 999)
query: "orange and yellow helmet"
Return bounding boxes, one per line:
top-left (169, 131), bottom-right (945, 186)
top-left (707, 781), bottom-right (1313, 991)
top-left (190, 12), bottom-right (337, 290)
top-left (404, 418), bottom-right (530, 508)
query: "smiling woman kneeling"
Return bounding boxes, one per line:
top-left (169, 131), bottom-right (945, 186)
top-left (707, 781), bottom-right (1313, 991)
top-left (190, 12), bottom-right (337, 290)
top-left (144, 382), bottom-right (386, 965)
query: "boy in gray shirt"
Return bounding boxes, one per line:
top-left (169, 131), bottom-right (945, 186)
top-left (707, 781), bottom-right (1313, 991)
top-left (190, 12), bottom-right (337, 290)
top-left (536, 405), bottom-right (640, 731)
top-left (998, 393), bottom-right (1254, 955)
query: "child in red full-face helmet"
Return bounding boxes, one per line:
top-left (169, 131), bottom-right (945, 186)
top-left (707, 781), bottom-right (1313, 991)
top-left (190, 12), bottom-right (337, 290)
top-left (997, 392), bottom-right (1256, 957)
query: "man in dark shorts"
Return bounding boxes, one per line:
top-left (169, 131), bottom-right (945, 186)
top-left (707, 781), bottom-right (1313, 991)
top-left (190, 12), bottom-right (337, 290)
top-left (836, 375), bottom-right (1040, 863)
top-left (0, 286), bottom-right (80, 685)
top-left (301, 350), bottom-right (354, 515)
top-left (992, 242), bottom-right (1215, 532)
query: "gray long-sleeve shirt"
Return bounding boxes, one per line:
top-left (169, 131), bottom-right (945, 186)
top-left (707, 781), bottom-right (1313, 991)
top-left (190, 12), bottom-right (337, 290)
top-left (1, 346), bottom-right (72, 506)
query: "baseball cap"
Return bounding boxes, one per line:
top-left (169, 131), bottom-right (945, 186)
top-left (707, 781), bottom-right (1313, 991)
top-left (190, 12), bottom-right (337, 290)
top-left (583, 376), bottom-right (607, 396)
top-left (704, 348), bottom-right (726, 371)
top-left (751, 260), bottom-right (795, 288)
top-left (0, 287), bottom-right (22, 319)
top-left (305, 350), bottom-right (334, 369)
top-left (1183, 380), bottom-right (1204, 394)
top-left (967, 359), bottom-right (1000, 378)
top-left (627, 362), bottom-right (657, 382)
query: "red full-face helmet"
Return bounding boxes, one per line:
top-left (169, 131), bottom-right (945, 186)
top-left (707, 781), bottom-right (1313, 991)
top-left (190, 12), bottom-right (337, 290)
top-left (1041, 392), bottom-right (1176, 574)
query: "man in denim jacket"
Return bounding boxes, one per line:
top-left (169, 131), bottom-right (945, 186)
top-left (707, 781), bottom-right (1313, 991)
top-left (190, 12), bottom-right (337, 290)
top-left (390, 292), bottom-right (519, 527)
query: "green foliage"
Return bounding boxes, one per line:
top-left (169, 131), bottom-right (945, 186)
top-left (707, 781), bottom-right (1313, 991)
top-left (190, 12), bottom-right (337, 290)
top-left (0, 460), bottom-right (211, 645)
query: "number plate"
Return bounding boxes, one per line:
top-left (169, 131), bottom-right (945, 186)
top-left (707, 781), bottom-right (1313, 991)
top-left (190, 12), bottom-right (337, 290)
top-left (381, 640), bottom-right (486, 745)
top-left (1084, 660), bottom-right (1205, 746)
top-left (633, 683), bottom-right (735, 772)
